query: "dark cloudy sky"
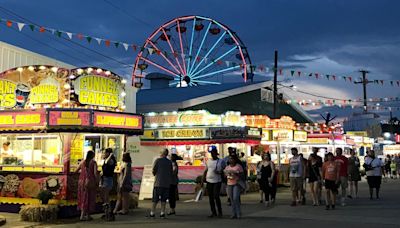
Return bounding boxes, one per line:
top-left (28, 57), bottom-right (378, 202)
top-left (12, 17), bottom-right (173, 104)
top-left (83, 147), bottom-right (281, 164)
top-left (0, 0), bottom-right (399, 119)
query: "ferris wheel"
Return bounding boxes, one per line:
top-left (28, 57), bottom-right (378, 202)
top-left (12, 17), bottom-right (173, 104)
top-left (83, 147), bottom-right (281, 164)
top-left (132, 15), bottom-right (253, 87)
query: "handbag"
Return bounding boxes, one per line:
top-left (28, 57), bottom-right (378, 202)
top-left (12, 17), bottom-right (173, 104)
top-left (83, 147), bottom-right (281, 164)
top-left (363, 158), bottom-right (375, 171)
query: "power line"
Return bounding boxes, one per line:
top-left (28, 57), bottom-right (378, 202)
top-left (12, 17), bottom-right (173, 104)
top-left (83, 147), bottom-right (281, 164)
top-left (101, 0), bottom-right (154, 28)
top-left (0, 6), bottom-right (133, 69)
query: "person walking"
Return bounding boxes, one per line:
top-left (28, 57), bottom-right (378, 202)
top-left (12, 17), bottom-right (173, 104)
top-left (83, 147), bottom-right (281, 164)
top-left (335, 148), bottom-right (349, 206)
top-left (113, 153), bottom-right (133, 215)
top-left (288, 148), bottom-right (305, 206)
top-left (384, 155), bottom-right (392, 179)
top-left (347, 149), bottom-right (361, 198)
top-left (308, 154), bottom-right (322, 206)
top-left (100, 148), bottom-right (117, 220)
top-left (309, 147), bottom-right (323, 204)
top-left (149, 148), bottom-right (173, 218)
top-left (259, 153), bottom-right (275, 207)
top-left (203, 146), bottom-right (223, 218)
top-left (76, 150), bottom-right (98, 221)
top-left (322, 152), bottom-right (339, 210)
top-left (168, 153), bottom-right (180, 215)
top-left (256, 153), bottom-right (265, 203)
top-left (224, 156), bottom-right (244, 219)
top-left (364, 150), bottom-right (384, 200)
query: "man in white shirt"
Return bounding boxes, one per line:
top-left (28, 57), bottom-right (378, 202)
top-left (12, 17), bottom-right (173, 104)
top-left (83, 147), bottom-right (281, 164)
top-left (365, 150), bottom-right (384, 200)
top-left (203, 146), bottom-right (223, 218)
top-left (288, 148), bottom-right (305, 206)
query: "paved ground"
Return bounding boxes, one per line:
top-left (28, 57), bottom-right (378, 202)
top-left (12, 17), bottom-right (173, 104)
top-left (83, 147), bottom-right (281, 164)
top-left (1, 178), bottom-right (400, 228)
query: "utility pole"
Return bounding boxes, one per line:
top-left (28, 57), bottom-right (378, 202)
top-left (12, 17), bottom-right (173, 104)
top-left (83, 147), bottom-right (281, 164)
top-left (354, 70), bottom-right (372, 113)
top-left (273, 50), bottom-right (278, 118)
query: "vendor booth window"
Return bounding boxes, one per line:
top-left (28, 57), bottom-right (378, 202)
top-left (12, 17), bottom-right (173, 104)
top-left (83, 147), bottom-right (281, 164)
top-left (0, 134), bottom-right (62, 168)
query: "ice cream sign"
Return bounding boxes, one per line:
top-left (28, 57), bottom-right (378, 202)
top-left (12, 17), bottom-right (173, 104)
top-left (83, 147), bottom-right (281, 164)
top-left (0, 79), bottom-right (17, 108)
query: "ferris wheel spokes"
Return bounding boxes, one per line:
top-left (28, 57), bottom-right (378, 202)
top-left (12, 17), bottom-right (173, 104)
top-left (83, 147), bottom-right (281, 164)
top-left (188, 31), bottom-right (227, 78)
top-left (147, 40), bottom-right (181, 75)
top-left (176, 20), bottom-right (187, 75)
top-left (187, 18), bottom-right (197, 75)
top-left (191, 46), bottom-right (238, 78)
top-left (161, 28), bottom-right (186, 75)
top-left (188, 21), bottom-right (213, 76)
top-left (140, 56), bottom-right (180, 78)
top-left (192, 65), bottom-right (241, 80)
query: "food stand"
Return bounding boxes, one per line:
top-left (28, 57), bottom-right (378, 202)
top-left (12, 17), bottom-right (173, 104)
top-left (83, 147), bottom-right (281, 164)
top-left (0, 66), bottom-right (143, 213)
top-left (138, 110), bottom-right (262, 193)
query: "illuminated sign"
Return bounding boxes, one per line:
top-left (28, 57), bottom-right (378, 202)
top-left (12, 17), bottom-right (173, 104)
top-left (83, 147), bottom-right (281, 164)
top-left (244, 115), bottom-right (270, 128)
top-left (48, 110), bottom-right (91, 126)
top-left (247, 128), bottom-right (261, 137)
top-left (0, 79), bottom-right (17, 108)
top-left (145, 110), bottom-right (224, 127)
top-left (210, 127), bottom-right (245, 139)
top-left (383, 145), bottom-right (400, 153)
top-left (396, 135), bottom-right (400, 143)
top-left (307, 138), bottom-right (329, 144)
top-left (346, 131), bottom-right (368, 137)
top-left (158, 128), bottom-right (208, 139)
top-left (141, 130), bottom-right (156, 139)
top-left (262, 129), bottom-right (271, 141)
top-left (30, 84), bottom-right (59, 104)
top-left (297, 123), bottom-right (342, 134)
top-left (93, 112), bottom-right (142, 129)
top-left (0, 110), bottom-right (46, 128)
top-left (293, 130), bottom-right (307, 142)
top-left (272, 129), bottom-right (293, 141)
top-left (77, 75), bottom-right (120, 107)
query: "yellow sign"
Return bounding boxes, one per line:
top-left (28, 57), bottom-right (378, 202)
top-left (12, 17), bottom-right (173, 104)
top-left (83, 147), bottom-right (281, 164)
top-left (94, 112), bottom-right (142, 129)
top-left (30, 84), bottom-right (59, 104)
top-left (293, 130), bottom-right (307, 142)
top-left (262, 129), bottom-right (271, 141)
top-left (272, 129), bottom-right (293, 141)
top-left (78, 75), bottom-right (119, 107)
top-left (346, 131), bottom-right (367, 137)
top-left (307, 138), bottom-right (329, 144)
top-left (0, 79), bottom-right (16, 108)
top-left (158, 128), bottom-right (207, 139)
top-left (71, 135), bottom-right (84, 161)
top-left (0, 111), bottom-right (45, 127)
top-left (141, 130), bottom-right (155, 139)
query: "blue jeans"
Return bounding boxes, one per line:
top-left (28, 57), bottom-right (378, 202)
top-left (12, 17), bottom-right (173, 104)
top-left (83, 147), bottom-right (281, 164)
top-left (227, 184), bottom-right (241, 217)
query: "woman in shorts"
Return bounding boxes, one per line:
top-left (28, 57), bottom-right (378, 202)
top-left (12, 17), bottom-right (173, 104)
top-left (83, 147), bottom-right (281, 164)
top-left (322, 152), bottom-right (339, 210)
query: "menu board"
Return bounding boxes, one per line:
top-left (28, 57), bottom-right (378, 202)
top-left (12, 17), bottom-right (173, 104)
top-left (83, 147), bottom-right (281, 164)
top-left (0, 110), bottom-right (46, 128)
top-left (70, 135), bottom-right (84, 165)
top-left (139, 165), bottom-right (155, 200)
top-left (48, 110), bottom-right (91, 126)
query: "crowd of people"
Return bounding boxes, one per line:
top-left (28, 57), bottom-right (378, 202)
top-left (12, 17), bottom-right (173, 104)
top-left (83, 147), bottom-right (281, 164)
top-left (74, 145), bottom-right (397, 221)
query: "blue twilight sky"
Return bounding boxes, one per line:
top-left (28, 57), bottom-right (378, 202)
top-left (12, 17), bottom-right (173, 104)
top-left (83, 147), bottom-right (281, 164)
top-left (0, 0), bottom-right (399, 120)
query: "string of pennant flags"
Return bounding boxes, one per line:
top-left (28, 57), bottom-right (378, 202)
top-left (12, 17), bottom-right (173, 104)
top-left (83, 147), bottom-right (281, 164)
top-left (294, 102), bottom-right (400, 111)
top-left (1, 17), bottom-right (400, 87)
top-left (285, 96), bottom-right (400, 106)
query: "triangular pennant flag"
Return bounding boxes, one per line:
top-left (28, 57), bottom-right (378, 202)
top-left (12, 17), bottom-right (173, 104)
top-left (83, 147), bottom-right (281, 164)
top-left (315, 73), bottom-right (319, 79)
top-left (49, 29), bottom-right (55, 35)
top-left (132, 45), bottom-right (137, 51)
top-left (77, 34), bottom-right (83, 40)
top-left (380, 80), bottom-right (384, 85)
top-left (204, 57), bottom-right (208, 64)
top-left (156, 50), bottom-right (161, 55)
top-left (326, 74), bottom-right (330, 80)
top-left (348, 77), bottom-right (352, 82)
top-left (279, 68), bottom-right (283, 75)
top-left (17, 23), bottom-right (25, 31)
top-left (390, 81), bottom-right (394, 86)
top-left (196, 56), bottom-right (201, 62)
top-left (397, 81), bottom-right (400, 86)
top-left (86, 36), bottom-right (92, 43)
top-left (29, 24), bottom-right (35, 31)
top-left (105, 40), bottom-right (110, 47)
top-left (308, 73), bottom-right (313, 77)
top-left (173, 52), bottom-right (178, 58)
top-left (297, 71), bottom-right (301, 77)
top-left (225, 61), bottom-right (230, 67)
top-left (114, 42), bottom-right (120, 48)
top-left (39, 27), bottom-right (45, 33)
top-left (95, 38), bottom-right (102, 45)
top-left (290, 70), bottom-right (295, 76)
top-left (343, 76), bottom-right (347, 81)
top-left (66, 32), bottom-right (73, 39)
top-left (148, 48), bottom-right (154, 55)
top-left (55, 30), bottom-right (62, 37)
top-left (332, 75), bottom-right (336, 80)
top-left (122, 43), bottom-right (129, 51)
top-left (6, 20), bottom-right (12, 27)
